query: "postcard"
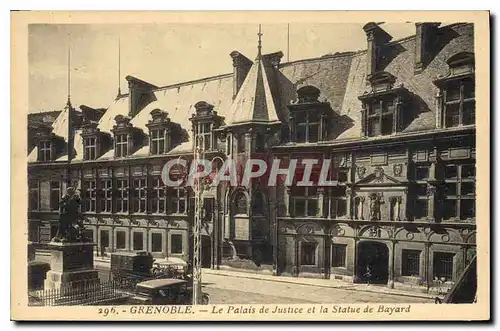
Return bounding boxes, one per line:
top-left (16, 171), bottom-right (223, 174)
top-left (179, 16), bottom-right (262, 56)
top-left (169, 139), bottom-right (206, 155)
top-left (11, 10), bottom-right (490, 321)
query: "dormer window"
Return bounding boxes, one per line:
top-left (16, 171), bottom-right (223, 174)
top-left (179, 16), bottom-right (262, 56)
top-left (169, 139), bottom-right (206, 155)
top-left (84, 137), bottom-right (97, 160)
top-left (288, 86), bottom-right (331, 143)
top-left (150, 129), bottom-right (166, 155)
top-left (39, 140), bottom-right (52, 162)
top-left (115, 133), bottom-right (128, 157)
top-left (189, 101), bottom-right (224, 153)
top-left (81, 121), bottom-right (110, 161)
top-left (359, 71), bottom-right (410, 137)
top-left (434, 52), bottom-right (475, 128)
top-left (198, 122), bottom-right (212, 151)
top-left (111, 115), bottom-right (142, 158)
top-left (146, 109), bottom-right (182, 155)
top-left (296, 111), bottom-right (320, 143)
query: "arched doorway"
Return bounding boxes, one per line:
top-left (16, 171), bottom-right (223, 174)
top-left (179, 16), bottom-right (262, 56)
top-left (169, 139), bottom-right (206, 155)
top-left (357, 241), bottom-right (389, 284)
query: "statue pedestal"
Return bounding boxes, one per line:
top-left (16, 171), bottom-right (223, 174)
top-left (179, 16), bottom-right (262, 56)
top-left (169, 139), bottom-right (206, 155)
top-left (44, 242), bottom-right (99, 294)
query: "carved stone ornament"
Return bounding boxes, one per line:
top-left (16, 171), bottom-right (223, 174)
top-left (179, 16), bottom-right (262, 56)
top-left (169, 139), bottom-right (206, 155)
top-left (441, 234), bottom-right (450, 242)
top-left (369, 193), bottom-right (384, 221)
top-left (374, 166), bottom-right (384, 181)
top-left (357, 166), bottom-right (366, 179)
top-left (393, 164), bottom-right (403, 177)
top-left (406, 232), bottom-right (415, 240)
top-left (368, 226), bottom-right (381, 238)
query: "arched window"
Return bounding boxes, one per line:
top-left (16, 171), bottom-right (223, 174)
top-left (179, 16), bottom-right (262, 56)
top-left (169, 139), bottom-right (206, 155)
top-left (233, 191), bottom-right (247, 215)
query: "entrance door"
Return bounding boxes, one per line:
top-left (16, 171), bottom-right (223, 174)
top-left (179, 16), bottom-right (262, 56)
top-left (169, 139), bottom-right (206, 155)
top-left (357, 241), bottom-right (389, 284)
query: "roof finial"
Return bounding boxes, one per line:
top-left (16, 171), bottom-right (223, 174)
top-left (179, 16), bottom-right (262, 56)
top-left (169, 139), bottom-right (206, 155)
top-left (66, 33), bottom-right (72, 108)
top-left (117, 37), bottom-right (122, 98)
top-left (257, 24), bottom-right (263, 60)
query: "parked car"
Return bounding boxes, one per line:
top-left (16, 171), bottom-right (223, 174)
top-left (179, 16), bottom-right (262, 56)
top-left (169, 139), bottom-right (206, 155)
top-left (128, 278), bottom-right (210, 305)
top-left (110, 251), bottom-right (154, 285)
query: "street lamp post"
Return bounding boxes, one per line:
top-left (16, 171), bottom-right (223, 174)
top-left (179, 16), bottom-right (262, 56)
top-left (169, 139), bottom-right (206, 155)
top-left (192, 135), bottom-right (204, 305)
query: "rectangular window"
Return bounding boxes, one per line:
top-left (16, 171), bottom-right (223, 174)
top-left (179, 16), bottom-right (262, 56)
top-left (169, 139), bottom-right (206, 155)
top-left (170, 234), bottom-right (183, 254)
top-left (116, 179), bottom-right (129, 213)
top-left (169, 188), bottom-right (186, 214)
top-left (39, 140), bottom-right (52, 162)
top-left (133, 178), bottom-right (147, 213)
top-left (133, 232), bottom-right (144, 251)
top-left (84, 137), bottom-right (97, 160)
top-left (444, 78), bottom-right (475, 128)
top-left (100, 230), bottom-right (110, 249)
top-left (367, 98), bottom-right (395, 137)
top-left (295, 111), bottom-right (321, 143)
top-left (29, 180), bottom-right (39, 211)
top-left (442, 163), bottom-right (475, 221)
top-left (292, 186), bottom-right (318, 217)
top-left (151, 129), bottom-right (166, 155)
top-left (151, 233), bottom-right (163, 252)
top-left (331, 186), bottom-right (346, 218)
top-left (300, 242), bottom-right (317, 266)
top-left (433, 252), bottom-right (454, 280)
top-left (116, 231), bottom-right (126, 249)
top-left (115, 133), bottom-right (128, 157)
top-left (83, 180), bottom-right (97, 212)
top-left (198, 122), bottom-right (212, 151)
top-left (100, 179), bottom-right (112, 213)
top-left (152, 177), bottom-right (166, 214)
top-left (402, 250), bottom-right (420, 276)
top-left (414, 183), bottom-right (429, 219)
top-left (331, 244), bottom-right (346, 267)
top-left (50, 180), bottom-right (60, 211)
top-left (415, 165), bottom-right (430, 181)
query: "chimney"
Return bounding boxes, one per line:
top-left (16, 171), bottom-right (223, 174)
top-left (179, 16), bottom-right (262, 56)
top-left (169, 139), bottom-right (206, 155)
top-left (230, 51), bottom-right (253, 99)
top-left (414, 22), bottom-right (441, 74)
top-left (125, 75), bottom-right (158, 118)
top-left (362, 22), bottom-right (393, 78)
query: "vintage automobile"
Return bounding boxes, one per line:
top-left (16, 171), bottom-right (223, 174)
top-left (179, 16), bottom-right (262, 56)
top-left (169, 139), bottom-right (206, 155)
top-left (128, 278), bottom-right (209, 305)
top-left (110, 251), bottom-right (155, 285)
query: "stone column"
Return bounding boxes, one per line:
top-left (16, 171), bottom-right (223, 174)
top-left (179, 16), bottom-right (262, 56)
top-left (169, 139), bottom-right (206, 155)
top-left (427, 186), bottom-right (436, 222)
top-left (317, 188), bottom-right (325, 217)
top-left (395, 197), bottom-right (402, 221)
top-left (388, 241), bottom-right (396, 289)
top-left (352, 238), bottom-right (359, 283)
top-left (359, 196), bottom-right (365, 220)
top-left (346, 188), bottom-right (352, 219)
top-left (327, 188), bottom-right (332, 219)
top-left (424, 242), bottom-right (432, 292)
top-left (283, 187), bottom-right (291, 217)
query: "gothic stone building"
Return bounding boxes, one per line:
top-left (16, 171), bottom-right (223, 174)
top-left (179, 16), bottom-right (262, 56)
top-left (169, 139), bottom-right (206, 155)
top-left (28, 22), bottom-right (476, 290)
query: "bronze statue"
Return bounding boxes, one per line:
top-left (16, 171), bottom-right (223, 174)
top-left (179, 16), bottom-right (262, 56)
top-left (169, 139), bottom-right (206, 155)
top-left (52, 187), bottom-right (87, 243)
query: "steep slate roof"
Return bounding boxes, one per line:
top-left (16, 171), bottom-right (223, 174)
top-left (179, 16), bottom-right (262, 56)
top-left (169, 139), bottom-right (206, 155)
top-left (30, 23), bottom-right (474, 163)
top-left (225, 56), bottom-right (280, 126)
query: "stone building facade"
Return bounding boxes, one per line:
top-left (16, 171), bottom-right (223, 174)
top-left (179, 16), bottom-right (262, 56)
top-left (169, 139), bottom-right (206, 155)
top-left (28, 22), bottom-right (476, 290)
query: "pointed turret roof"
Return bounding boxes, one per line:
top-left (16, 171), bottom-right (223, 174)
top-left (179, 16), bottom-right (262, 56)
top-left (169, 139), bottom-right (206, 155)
top-left (224, 26), bottom-right (280, 127)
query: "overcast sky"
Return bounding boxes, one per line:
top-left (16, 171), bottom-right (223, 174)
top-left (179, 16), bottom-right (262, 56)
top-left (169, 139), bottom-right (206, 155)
top-left (29, 23), bottom-right (416, 113)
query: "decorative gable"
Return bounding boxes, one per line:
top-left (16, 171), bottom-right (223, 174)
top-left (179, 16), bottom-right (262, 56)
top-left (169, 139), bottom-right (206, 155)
top-left (355, 166), bottom-right (402, 186)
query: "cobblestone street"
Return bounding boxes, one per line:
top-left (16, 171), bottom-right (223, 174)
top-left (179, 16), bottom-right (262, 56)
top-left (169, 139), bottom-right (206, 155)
top-left (201, 273), bottom-right (433, 304)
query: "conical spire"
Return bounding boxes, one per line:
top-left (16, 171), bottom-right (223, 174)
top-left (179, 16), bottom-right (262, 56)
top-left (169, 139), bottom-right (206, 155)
top-left (256, 24), bottom-right (262, 60)
top-left (225, 25), bottom-right (280, 127)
